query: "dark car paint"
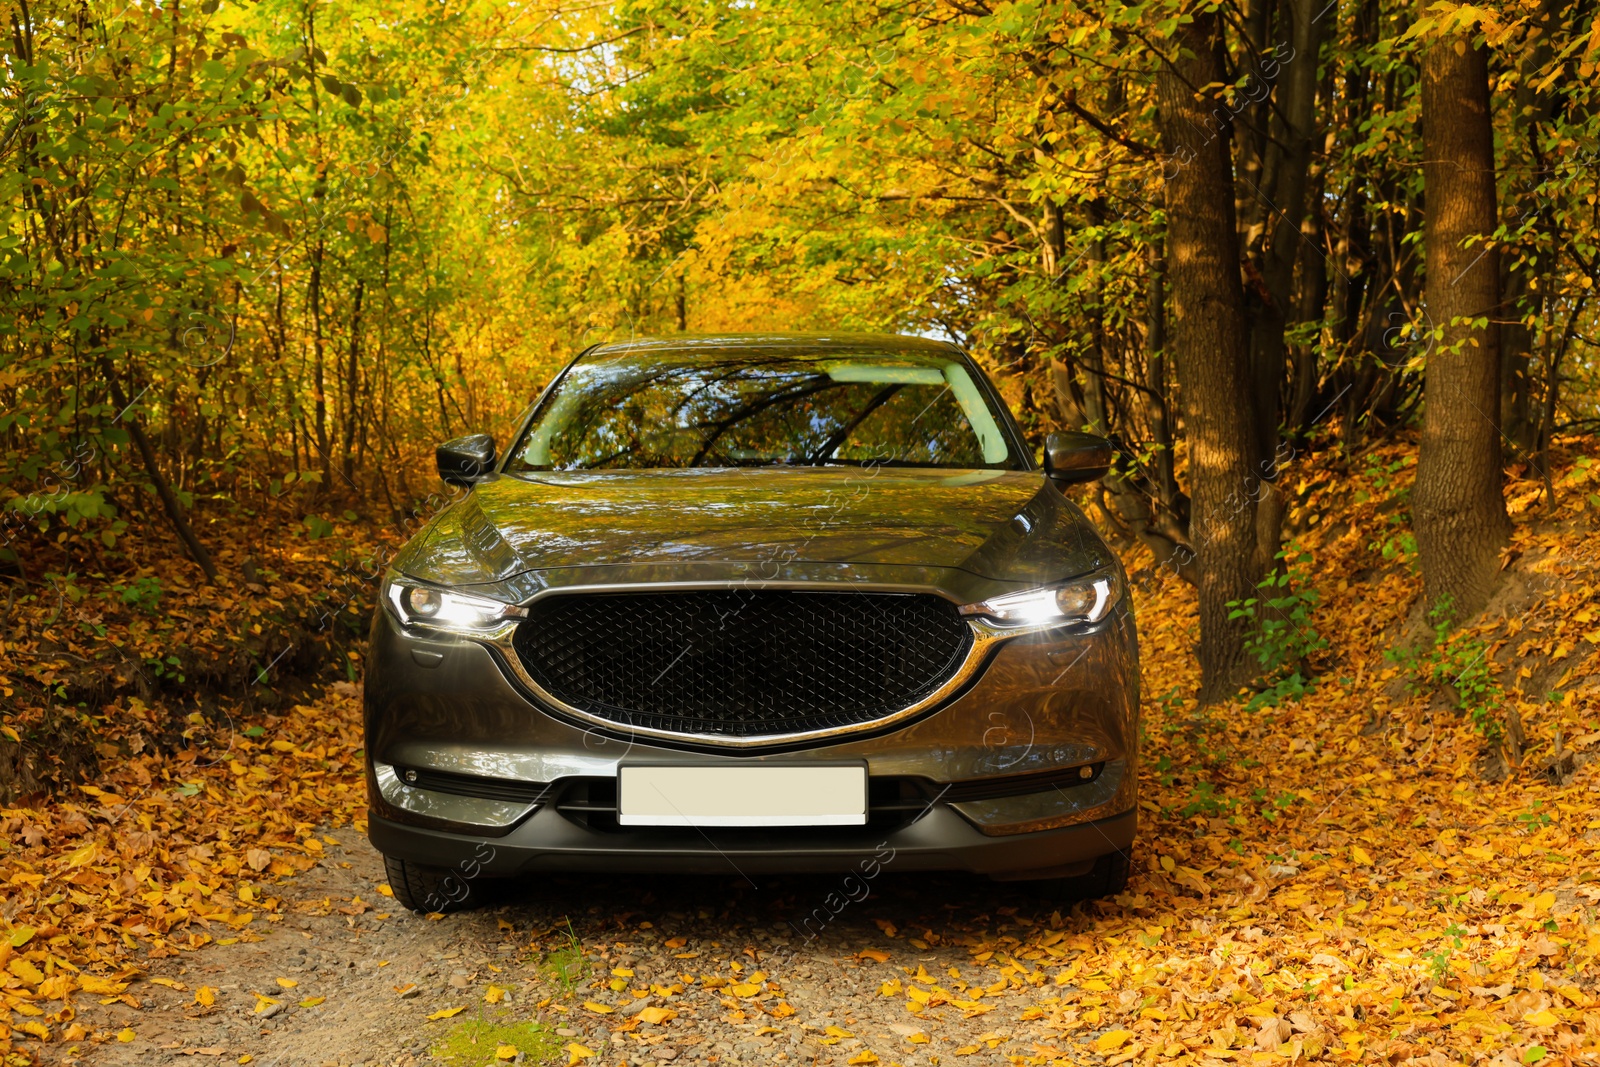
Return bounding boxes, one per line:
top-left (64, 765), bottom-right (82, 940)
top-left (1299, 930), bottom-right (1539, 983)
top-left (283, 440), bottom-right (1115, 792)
top-left (392, 468), bottom-right (1107, 593)
top-left (364, 333), bottom-right (1140, 880)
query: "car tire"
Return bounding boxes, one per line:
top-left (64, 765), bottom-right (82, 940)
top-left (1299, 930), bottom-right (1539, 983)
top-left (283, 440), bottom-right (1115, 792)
top-left (1054, 850), bottom-right (1130, 902)
top-left (383, 854), bottom-right (482, 914)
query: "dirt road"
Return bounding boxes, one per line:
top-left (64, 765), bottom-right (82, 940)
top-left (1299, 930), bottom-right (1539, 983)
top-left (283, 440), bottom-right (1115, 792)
top-left (55, 831), bottom-right (1087, 1067)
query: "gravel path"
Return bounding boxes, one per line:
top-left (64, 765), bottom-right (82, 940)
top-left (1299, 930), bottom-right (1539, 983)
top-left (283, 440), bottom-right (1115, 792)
top-left (51, 831), bottom-right (1099, 1067)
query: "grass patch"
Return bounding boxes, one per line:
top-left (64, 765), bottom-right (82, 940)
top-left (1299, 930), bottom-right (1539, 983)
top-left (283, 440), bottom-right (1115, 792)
top-left (541, 918), bottom-right (587, 995)
top-left (543, 943), bottom-right (586, 994)
top-left (433, 1017), bottom-right (560, 1066)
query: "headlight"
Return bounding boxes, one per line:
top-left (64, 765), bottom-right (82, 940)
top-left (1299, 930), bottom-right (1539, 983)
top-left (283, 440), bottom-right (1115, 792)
top-left (962, 563), bottom-right (1123, 628)
top-left (384, 574), bottom-right (526, 634)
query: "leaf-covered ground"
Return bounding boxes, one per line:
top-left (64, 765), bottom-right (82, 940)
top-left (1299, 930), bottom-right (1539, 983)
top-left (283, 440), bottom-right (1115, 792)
top-left (3, 440), bottom-right (1599, 1066)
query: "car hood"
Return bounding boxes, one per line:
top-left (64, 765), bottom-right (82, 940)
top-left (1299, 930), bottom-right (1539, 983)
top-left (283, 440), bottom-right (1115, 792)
top-left (394, 467), bottom-right (1106, 591)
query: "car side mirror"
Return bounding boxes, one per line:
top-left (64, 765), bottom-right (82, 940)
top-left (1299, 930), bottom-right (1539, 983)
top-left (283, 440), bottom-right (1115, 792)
top-left (437, 433), bottom-right (496, 487)
top-left (1043, 431), bottom-right (1112, 485)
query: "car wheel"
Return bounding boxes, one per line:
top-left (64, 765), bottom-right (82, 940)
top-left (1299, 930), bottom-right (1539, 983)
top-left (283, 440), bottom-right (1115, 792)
top-left (1053, 851), bottom-right (1130, 902)
top-left (383, 854), bottom-right (482, 914)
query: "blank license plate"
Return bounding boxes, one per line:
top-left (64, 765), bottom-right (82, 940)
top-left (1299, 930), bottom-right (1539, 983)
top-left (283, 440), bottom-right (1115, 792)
top-left (618, 764), bottom-right (867, 827)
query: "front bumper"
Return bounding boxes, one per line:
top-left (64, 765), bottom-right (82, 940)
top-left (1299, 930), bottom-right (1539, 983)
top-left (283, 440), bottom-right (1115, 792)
top-left (369, 804), bottom-right (1135, 880)
top-left (363, 563), bottom-right (1139, 878)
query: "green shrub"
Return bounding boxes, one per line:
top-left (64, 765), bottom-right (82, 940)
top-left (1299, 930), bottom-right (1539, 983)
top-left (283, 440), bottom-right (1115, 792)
top-left (1227, 544), bottom-right (1329, 709)
top-left (1385, 596), bottom-right (1504, 744)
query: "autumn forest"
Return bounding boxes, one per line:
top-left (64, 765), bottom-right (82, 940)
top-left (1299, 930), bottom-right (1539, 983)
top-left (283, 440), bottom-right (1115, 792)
top-left (3, 0), bottom-right (1600, 1064)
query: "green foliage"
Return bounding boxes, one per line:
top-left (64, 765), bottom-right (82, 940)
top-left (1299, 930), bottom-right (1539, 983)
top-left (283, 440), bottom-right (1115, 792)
top-left (1179, 780), bottom-right (1239, 820)
top-left (543, 921), bottom-right (587, 997)
top-left (302, 514), bottom-right (336, 540)
top-left (1427, 923), bottom-right (1466, 984)
top-left (1254, 789), bottom-right (1301, 823)
top-left (1356, 454), bottom-right (1419, 569)
top-left (1515, 801), bottom-right (1554, 831)
top-left (143, 654), bottom-right (187, 685)
top-left (117, 576), bottom-right (164, 614)
top-left (1385, 596), bottom-right (1504, 744)
top-left (1227, 545), bottom-right (1329, 709)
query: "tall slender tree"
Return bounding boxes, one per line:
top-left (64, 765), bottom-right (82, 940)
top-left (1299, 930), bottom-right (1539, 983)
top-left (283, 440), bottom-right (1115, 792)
top-left (1414, 17), bottom-right (1511, 619)
top-left (1155, 4), bottom-right (1267, 700)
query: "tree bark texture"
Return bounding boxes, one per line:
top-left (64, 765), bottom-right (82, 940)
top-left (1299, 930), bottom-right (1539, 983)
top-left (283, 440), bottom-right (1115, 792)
top-left (1414, 29), bottom-right (1511, 621)
top-left (101, 359), bottom-right (218, 583)
top-left (1156, 6), bottom-right (1266, 701)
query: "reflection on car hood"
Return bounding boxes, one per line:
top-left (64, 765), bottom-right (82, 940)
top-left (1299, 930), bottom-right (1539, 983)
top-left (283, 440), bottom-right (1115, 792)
top-left (395, 468), bottom-right (1106, 588)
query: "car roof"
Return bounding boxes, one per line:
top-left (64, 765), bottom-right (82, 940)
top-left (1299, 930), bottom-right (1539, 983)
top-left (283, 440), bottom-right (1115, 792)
top-left (583, 332), bottom-right (965, 360)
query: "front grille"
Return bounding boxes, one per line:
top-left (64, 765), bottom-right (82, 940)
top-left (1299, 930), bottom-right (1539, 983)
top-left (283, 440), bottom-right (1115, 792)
top-left (552, 776), bottom-right (931, 835)
top-left (511, 590), bottom-right (973, 737)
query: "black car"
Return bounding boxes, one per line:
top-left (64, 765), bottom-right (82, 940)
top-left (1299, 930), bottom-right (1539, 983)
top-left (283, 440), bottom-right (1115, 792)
top-left (365, 334), bottom-right (1138, 912)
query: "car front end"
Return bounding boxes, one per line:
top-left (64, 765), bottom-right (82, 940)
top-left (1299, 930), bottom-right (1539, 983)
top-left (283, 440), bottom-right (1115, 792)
top-left (363, 335), bottom-right (1138, 910)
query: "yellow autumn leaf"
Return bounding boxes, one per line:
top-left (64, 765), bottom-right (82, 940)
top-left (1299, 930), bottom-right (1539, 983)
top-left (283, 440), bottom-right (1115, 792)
top-left (1525, 1009), bottom-right (1560, 1026)
top-left (79, 974), bottom-right (128, 994)
top-left (566, 1042), bottom-right (596, 1065)
top-left (857, 948), bottom-right (889, 963)
top-left (582, 1000), bottom-right (615, 1014)
top-left (275, 976), bottom-right (298, 988)
top-left (730, 982), bottom-right (762, 997)
top-left (8, 958), bottom-right (45, 985)
top-left (299, 996), bottom-right (325, 1008)
top-left (1352, 845), bottom-right (1374, 866)
top-left (495, 1045), bottom-right (519, 1061)
top-left (638, 1006), bottom-right (677, 1024)
top-left (196, 986), bottom-right (217, 1007)
top-left (253, 995), bottom-right (279, 1014)
top-left (118, 1028), bottom-right (136, 1043)
top-left (427, 1006), bottom-right (468, 1020)
top-left (485, 984), bottom-right (507, 1004)
top-left (847, 1052), bottom-right (879, 1065)
top-left (1094, 1029), bottom-right (1135, 1052)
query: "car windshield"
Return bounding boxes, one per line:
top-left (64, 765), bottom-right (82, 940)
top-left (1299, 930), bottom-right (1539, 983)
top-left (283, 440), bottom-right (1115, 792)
top-left (508, 352), bottom-right (1020, 471)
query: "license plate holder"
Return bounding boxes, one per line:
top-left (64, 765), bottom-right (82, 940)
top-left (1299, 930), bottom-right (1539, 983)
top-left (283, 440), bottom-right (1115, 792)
top-left (617, 764), bottom-right (868, 827)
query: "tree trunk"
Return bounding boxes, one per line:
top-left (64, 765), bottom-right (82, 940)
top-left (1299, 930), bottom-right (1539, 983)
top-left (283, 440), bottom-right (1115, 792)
top-left (341, 278), bottom-right (365, 487)
top-left (1499, 261), bottom-right (1534, 450)
top-left (102, 361), bottom-right (218, 583)
top-left (1145, 236), bottom-right (1186, 528)
top-left (1249, 0), bottom-right (1323, 460)
top-left (309, 237), bottom-right (329, 483)
top-left (1413, 24), bottom-right (1511, 620)
top-left (1155, 5), bottom-right (1265, 701)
